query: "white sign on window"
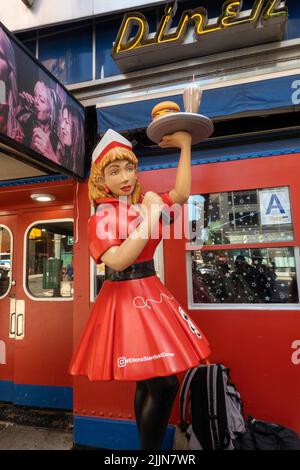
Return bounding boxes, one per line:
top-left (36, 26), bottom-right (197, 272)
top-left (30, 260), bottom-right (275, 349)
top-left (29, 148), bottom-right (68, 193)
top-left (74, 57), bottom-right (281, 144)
top-left (259, 187), bottom-right (291, 225)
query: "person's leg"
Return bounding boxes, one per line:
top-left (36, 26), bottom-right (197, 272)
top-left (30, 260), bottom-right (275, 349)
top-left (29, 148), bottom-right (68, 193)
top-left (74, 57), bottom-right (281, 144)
top-left (138, 375), bottom-right (179, 450)
top-left (134, 380), bottom-right (148, 435)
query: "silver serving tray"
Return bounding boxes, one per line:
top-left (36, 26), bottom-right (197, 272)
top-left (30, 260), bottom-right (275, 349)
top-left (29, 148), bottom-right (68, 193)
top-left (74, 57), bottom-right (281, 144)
top-left (146, 112), bottom-right (214, 145)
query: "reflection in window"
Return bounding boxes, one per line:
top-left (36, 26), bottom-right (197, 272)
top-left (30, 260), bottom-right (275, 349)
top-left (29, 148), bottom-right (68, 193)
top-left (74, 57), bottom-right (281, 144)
top-left (95, 20), bottom-right (121, 78)
top-left (0, 227), bottom-right (12, 298)
top-left (188, 187), bottom-right (294, 246)
top-left (191, 247), bottom-right (299, 304)
top-left (26, 222), bottom-right (74, 298)
top-left (39, 25), bottom-right (93, 85)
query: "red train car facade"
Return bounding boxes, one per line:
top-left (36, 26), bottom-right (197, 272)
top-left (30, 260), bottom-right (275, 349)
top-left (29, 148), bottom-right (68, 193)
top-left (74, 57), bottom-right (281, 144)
top-left (1, 149), bottom-right (300, 449)
top-left (0, 178), bottom-right (74, 409)
top-left (0, 0), bottom-right (300, 451)
top-left (70, 150), bottom-right (300, 449)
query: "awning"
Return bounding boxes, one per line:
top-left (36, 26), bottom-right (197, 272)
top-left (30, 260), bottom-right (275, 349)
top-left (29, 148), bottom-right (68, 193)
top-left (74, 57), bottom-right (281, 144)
top-left (137, 135), bottom-right (300, 171)
top-left (97, 74), bottom-right (300, 134)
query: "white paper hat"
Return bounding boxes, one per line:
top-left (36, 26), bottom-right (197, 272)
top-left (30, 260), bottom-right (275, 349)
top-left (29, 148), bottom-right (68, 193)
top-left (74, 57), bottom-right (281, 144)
top-left (92, 129), bottom-right (132, 165)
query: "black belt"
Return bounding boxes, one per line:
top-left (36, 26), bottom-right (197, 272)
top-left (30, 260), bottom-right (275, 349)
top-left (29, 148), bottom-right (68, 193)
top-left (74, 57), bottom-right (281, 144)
top-left (105, 259), bottom-right (156, 281)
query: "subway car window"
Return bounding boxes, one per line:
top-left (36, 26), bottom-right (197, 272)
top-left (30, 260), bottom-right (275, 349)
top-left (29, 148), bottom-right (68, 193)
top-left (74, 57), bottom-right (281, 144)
top-left (191, 247), bottom-right (299, 304)
top-left (0, 226), bottom-right (12, 298)
top-left (26, 221), bottom-right (74, 298)
top-left (188, 186), bottom-right (298, 305)
top-left (189, 186), bottom-right (293, 246)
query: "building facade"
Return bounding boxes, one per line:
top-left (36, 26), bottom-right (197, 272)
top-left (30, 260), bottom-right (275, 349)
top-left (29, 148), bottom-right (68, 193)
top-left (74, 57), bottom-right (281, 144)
top-left (0, 0), bottom-right (300, 449)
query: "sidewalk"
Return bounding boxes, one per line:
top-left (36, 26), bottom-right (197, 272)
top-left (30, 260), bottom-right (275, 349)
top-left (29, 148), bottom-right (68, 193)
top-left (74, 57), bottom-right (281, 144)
top-left (0, 403), bottom-right (189, 450)
top-left (0, 422), bottom-right (73, 450)
top-left (0, 422), bottom-right (188, 450)
top-left (0, 403), bottom-right (73, 450)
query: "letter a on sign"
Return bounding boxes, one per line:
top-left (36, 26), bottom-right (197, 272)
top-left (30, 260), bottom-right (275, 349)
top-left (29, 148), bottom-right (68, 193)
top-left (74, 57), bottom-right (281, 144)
top-left (259, 188), bottom-right (291, 225)
top-left (266, 194), bottom-right (285, 214)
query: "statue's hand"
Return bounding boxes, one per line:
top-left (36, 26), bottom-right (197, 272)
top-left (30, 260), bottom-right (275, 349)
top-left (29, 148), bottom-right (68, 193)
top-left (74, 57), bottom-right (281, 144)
top-left (158, 131), bottom-right (192, 149)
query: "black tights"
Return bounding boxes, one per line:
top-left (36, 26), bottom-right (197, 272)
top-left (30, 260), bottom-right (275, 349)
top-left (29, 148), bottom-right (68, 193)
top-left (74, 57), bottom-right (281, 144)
top-left (134, 375), bottom-right (179, 450)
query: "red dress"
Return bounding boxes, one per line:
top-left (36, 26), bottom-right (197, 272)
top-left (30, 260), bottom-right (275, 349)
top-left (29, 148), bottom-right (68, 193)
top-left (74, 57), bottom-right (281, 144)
top-left (69, 193), bottom-right (211, 381)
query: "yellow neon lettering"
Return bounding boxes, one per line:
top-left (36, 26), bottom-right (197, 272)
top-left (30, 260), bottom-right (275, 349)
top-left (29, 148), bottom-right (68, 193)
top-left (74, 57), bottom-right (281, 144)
top-left (115, 16), bottom-right (145, 53)
top-left (263, 0), bottom-right (288, 20)
top-left (191, 7), bottom-right (222, 36)
top-left (221, 1), bottom-right (241, 27)
top-left (195, 3), bottom-right (223, 35)
top-left (157, 6), bottom-right (173, 43)
top-left (157, 13), bottom-right (190, 44)
top-left (221, 0), bottom-right (264, 27)
top-left (199, 25), bottom-right (222, 35)
top-left (191, 12), bottom-right (206, 35)
top-left (113, 0), bottom-right (287, 55)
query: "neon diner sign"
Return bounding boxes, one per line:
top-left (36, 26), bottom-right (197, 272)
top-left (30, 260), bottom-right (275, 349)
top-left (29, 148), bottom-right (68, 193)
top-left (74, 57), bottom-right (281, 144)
top-left (112, 1), bottom-right (288, 72)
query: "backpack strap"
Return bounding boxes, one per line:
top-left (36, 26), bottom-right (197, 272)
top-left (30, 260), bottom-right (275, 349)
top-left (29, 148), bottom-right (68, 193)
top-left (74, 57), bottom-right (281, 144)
top-left (208, 364), bottom-right (222, 449)
top-left (179, 367), bottom-right (198, 432)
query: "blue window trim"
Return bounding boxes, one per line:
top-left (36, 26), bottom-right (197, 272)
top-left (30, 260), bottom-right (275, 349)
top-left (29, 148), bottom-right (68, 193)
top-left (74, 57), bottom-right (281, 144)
top-left (0, 174), bottom-right (70, 188)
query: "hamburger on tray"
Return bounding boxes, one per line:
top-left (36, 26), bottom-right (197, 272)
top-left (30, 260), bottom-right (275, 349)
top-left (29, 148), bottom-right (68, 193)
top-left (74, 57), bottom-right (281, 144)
top-left (151, 101), bottom-right (180, 120)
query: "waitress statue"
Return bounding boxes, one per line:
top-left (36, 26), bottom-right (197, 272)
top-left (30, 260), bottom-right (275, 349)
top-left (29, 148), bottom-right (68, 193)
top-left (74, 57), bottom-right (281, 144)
top-left (69, 122), bottom-right (211, 450)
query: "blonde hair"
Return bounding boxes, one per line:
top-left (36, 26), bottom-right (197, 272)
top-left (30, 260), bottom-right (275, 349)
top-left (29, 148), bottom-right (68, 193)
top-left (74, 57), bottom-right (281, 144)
top-left (88, 146), bottom-right (142, 207)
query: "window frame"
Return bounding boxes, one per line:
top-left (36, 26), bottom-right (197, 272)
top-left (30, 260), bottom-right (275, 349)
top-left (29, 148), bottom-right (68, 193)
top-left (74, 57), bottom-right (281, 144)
top-left (194, 186), bottom-right (294, 247)
top-left (23, 218), bottom-right (74, 302)
top-left (186, 185), bottom-right (300, 310)
top-left (187, 246), bottom-right (300, 311)
top-left (37, 21), bottom-right (94, 85)
top-left (0, 224), bottom-right (13, 301)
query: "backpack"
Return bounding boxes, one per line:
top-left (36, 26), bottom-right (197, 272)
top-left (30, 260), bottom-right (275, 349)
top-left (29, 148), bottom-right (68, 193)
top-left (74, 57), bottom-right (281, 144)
top-left (180, 363), bottom-right (246, 450)
top-left (234, 417), bottom-right (300, 450)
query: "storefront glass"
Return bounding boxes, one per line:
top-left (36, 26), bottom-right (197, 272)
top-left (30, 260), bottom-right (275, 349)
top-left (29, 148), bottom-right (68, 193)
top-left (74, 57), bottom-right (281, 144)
top-left (0, 226), bottom-right (12, 298)
top-left (189, 186), bottom-right (299, 305)
top-left (39, 24), bottom-right (93, 85)
top-left (191, 247), bottom-right (298, 304)
top-left (26, 221), bottom-right (74, 298)
top-left (190, 187), bottom-right (294, 246)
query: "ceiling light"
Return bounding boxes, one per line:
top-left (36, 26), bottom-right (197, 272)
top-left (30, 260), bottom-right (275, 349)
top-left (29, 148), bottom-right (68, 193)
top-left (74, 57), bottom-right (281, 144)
top-left (30, 194), bottom-right (56, 202)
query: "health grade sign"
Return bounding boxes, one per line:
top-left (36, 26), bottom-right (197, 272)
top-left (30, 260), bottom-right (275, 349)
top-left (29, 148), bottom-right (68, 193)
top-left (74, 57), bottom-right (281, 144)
top-left (259, 188), bottom-right (292, 226)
